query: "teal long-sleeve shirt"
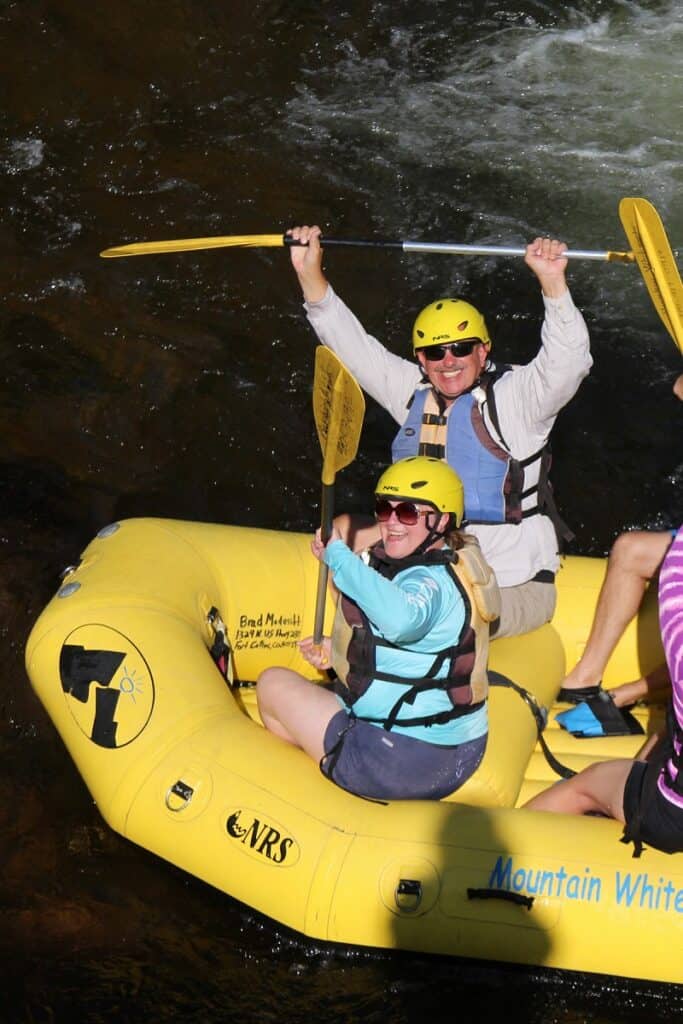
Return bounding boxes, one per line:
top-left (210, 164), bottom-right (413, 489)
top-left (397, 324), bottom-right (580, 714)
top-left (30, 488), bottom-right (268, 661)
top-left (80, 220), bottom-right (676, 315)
top-left (324, 540), bottom-right (488, 745)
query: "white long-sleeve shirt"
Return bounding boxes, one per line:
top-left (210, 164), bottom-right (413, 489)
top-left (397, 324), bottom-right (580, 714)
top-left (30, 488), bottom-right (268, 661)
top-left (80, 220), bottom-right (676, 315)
top-left (305, 285), bottom-right (592, 587)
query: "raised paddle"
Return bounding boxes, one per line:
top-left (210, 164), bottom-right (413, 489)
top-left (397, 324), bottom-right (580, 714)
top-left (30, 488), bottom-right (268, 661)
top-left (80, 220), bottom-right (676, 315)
top-left (101, 233), bottom-right (634, 263)
top-left (311, 347), bottom-right (365, 648)
top-left (100, 196), bottom-right (682, 348)
top-left (619, 197), bottom-right (683, 353)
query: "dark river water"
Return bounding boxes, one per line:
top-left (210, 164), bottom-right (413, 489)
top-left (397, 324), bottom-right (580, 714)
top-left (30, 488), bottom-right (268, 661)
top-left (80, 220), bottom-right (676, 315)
top-left (2, 1), bottom-right (682, 1020)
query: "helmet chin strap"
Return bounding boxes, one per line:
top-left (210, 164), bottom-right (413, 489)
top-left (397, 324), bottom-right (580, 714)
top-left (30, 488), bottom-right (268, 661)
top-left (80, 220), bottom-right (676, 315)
top-left (410, 514), bottom-right (449, 557)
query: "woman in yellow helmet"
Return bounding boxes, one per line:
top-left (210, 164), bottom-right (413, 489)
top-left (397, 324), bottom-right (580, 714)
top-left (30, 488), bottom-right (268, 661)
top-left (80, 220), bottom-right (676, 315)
top-left (256, 457), bottom-right (499, 801)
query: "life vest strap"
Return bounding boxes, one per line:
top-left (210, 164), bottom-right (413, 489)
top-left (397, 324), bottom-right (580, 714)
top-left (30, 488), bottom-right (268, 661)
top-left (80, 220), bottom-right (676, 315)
top-left (481, 371), bottom-right (574, 547)
top-left (354, 698), bottom-right (485, 731)
top-left (419, 441), bottom-right (445, 459)
top-left (518, 449), bottom-right (543, 469)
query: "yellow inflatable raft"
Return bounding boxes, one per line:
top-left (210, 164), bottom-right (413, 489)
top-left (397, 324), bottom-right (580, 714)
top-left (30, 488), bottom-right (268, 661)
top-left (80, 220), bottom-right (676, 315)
top-left (25, 518), bottom-right (682, 984)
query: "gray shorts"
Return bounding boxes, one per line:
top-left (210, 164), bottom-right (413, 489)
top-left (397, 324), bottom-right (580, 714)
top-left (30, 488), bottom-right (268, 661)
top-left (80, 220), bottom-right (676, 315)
top-left (321, 709), bottom-right (487, 801)
top-left (491, 578), bottom-right (557, 639)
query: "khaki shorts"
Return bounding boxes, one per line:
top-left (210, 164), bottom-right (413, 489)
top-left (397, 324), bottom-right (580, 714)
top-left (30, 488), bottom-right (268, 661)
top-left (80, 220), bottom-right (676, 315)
top-left (491, 579), bottom-right (557, 639)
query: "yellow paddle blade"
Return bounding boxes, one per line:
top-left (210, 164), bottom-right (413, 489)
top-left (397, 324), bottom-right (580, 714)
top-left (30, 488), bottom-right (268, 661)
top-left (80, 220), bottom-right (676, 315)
top-left (313, 348), bottom-right (365, 486)
top-left (619, 198), bottom-right (683, 353)
top-left (100, 234), bottom-right (285, 258)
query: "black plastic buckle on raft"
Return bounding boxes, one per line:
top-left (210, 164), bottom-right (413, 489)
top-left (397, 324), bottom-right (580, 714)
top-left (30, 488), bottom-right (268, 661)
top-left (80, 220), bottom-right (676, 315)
top-left (207, 606), bottom-right (233, 683)
top-left (206, 607), bottom-right (256, 689)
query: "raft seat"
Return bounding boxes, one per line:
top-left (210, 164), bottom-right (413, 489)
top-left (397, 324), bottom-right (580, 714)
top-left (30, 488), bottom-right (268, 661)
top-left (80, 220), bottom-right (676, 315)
top-left (443, 623), bottom-right (566, 808)
top-left (454, 554), bottom-right (668, 810)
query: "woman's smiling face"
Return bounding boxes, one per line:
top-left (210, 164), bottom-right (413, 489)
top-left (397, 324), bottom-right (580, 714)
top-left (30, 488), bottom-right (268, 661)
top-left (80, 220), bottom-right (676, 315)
top-left (377, 501), bottom-right (448, 559)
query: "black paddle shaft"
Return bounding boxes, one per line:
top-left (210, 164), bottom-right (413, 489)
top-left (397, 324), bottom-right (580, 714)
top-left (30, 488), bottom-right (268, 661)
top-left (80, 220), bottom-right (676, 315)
top-left (284, 236), bottom-right (402, 251)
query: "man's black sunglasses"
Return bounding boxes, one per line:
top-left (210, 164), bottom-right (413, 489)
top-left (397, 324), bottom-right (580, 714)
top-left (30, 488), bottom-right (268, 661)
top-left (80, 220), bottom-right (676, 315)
top-left (418, 340), bottom-right (481, 361)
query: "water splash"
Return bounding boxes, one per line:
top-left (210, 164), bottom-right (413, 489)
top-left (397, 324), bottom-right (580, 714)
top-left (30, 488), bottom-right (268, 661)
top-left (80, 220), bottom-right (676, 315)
top-left (5, 137), bottom-right (46, 174)
top-left (284, 1), bottom-right (683, 238)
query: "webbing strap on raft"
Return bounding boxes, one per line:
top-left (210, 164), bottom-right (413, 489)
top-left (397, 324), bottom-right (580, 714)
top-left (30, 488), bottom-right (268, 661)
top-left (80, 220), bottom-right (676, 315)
top-left (489, 671), bottom-right (576, 780)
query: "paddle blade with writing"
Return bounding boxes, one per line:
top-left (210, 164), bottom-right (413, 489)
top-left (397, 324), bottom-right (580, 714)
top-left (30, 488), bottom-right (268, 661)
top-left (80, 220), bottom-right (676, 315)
top-left (312, 348), bottom-right (365, 486)
top-left (619, 197), bottom-right (683, 353)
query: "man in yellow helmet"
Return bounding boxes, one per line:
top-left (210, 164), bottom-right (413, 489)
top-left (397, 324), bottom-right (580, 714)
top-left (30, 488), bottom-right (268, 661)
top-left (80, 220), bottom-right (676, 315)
top-left (288, 224), bottom-right (592, 638)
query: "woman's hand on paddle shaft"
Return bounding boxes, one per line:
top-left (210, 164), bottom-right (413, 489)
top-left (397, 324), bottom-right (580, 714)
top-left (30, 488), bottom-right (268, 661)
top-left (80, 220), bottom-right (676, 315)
top-left (524, 236), bottom-right (568, 299)
top-left (287, 224), bottom-right (328, 303)
top-left (311, 526), bottom-right (342, 562)
top-left (298, 634), bottom-right (332, 670)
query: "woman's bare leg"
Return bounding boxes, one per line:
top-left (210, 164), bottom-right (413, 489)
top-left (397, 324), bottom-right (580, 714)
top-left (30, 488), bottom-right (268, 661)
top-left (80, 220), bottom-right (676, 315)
top-left (256, 667), bottom-right (342, 762)
top-left (523, 758), bottom-right (634, 821)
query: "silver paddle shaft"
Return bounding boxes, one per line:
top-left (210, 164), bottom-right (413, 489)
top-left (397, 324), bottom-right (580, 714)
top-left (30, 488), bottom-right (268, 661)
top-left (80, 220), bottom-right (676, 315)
top-left (303, 237), bottom-right (635, 263)
top-left (401, 242), bottom-right (631, 261)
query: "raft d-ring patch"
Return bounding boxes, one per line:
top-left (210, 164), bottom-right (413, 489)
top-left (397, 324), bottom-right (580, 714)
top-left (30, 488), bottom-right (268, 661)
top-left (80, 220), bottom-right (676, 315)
top-left (60, 624), bottom-right (155, 748)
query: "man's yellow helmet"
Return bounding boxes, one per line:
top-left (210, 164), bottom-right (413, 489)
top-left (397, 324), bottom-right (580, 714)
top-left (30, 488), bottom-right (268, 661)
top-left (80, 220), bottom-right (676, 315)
top-left (412, 298), bottom-right (491, 351)
top-left (375, 456), bottom-right (464, 527)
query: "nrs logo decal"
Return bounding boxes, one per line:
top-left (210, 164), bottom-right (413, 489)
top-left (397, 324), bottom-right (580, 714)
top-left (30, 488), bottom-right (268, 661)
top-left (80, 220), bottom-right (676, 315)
top-left (225, 809), bottom-right (300, 866)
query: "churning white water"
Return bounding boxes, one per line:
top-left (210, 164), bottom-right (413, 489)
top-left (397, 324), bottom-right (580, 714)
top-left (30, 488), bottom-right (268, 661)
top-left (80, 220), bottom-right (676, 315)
top-left (285, 2), bottom-right (682, 247)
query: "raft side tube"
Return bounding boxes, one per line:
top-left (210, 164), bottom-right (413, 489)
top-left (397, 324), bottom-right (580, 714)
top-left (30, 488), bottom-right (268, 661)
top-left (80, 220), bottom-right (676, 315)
top-left (24, 517), bottom-right (681, 984)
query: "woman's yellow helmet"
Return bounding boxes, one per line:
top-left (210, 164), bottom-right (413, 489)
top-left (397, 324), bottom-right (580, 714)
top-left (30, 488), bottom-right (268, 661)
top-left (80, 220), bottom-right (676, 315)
top-left (375, 456), bottom-right (464, 527)
top-left (412, 298), bottom-right (491, 351)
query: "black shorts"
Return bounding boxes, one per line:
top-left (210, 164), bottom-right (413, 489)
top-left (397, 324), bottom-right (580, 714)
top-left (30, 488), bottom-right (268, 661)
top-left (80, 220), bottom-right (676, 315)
top-left (321, 709), bottom-right (487, 801)
top-left (623, 759), bottom-right (683, 855)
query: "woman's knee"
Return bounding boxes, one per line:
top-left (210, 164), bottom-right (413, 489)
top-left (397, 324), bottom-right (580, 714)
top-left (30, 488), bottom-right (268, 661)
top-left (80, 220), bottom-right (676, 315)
top-left (576, 760), bottom-right (631, 819)
top-left (256, 666), bottom-right (275, 697)
top-left (257, 666), bottom-right (281, 688)
top-left (256, 667), bottom-right (292, 713)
